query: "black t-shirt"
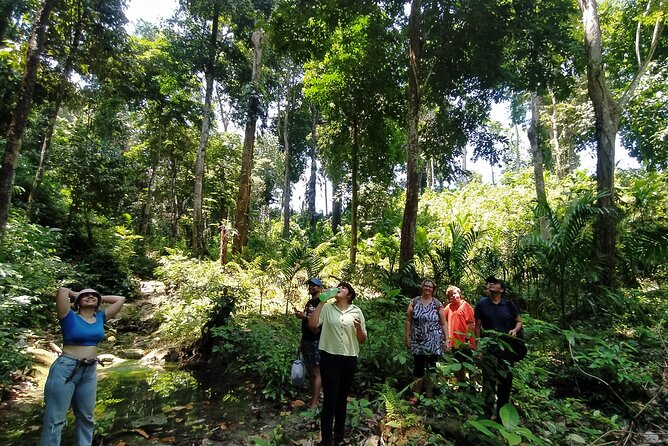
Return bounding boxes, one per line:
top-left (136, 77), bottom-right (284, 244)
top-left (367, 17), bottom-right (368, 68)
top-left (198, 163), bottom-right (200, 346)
top-left (474, 297), bottom-right (519, 334)
top-left (301, 297), bottom-right (321, 342)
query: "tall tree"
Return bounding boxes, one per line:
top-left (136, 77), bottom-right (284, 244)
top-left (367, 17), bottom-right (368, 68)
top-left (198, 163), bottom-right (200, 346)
top-left (399, 0), bottom-right (421, 268)
top-left (306, 105), bottom-right (318, 233)
top-left (192, 0), bottom-right (221, 257)
top-left (27, 0), bottom-right (128, 217)
top-left (233, 28), bottom-right (266, 253)
top-left (279, 63), bottom-right (296, 240)
top-left (0, 0), bottom-right (58, 233)
top-left (527, 92), bottom-right (550, 239)
top-left (578, 0), bottom-right (664, 287)
top-left (304, 10), bottom-right (404, 265)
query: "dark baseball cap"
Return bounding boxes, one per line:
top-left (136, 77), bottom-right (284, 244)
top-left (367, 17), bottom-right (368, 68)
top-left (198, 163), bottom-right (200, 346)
top-left (307, 278), bottom-right (323, 287)
top-left (486, 276), bottom-right (506, 288)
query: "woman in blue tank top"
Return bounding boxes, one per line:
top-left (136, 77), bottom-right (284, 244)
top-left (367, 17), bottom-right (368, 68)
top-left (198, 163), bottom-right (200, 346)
top-left (41, 287), bottom-right (125, 446)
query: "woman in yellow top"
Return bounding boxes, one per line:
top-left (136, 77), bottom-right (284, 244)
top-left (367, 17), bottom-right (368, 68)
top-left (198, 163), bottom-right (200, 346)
top-left (309, 281), bottom-right (366, 446)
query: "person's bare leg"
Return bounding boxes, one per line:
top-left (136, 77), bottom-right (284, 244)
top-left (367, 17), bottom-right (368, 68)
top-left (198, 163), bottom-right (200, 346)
top-left (308, 364), bottom-right (321, 410)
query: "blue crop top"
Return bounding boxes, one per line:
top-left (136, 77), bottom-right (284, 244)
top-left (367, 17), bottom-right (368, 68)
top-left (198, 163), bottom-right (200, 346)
top-left (60, 310), bottom-right (106, 346)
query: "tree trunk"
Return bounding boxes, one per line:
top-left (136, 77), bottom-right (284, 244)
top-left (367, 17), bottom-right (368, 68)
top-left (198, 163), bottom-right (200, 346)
top-left (281, 70), bottom-right (293, 240)
top-left (307, 105), bottom-right (318, 233)
top-left (26, 96), bottom-right (61, 217)
top-left (219, 223), bottom-right (228, 265)
top-left (350, 119), bottom-right (359, 265)
top-left (27, 6), bottom-right (83, 218)
top-left (547, 89), bottom-right (564, 178)
top-left (233, 28), bottom-right (265, 254)
top-left (528, 92), bottom-right (550, 239)
top-left (140, 135), bottom-right (160, 237)
top-left (580, 0), bottom-right (621, 288)
top-left (331, 177), bottom-right (342, 234)
top-left (192, 0), bottom-right (221, 258)
top-left (170, 155), bottom-right (179, 242)
top-left (215, 85), bottom-right (230, 132)
top-left (0, 0), bottom-right (58, 233)
top-left (399, 0), bottom-right (421, 268)
top-left (579, 0), bottom-right (663, 288)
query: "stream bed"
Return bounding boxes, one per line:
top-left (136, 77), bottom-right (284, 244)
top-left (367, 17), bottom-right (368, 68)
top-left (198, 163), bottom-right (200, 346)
top-left (0, 359), bottom-right (316, 445)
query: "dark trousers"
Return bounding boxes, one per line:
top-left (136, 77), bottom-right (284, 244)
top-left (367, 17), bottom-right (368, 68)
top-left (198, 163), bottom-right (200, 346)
top-left (481, 353), bottom-right (513, 419)
top-left (319, 350), bottom-right (357, 446)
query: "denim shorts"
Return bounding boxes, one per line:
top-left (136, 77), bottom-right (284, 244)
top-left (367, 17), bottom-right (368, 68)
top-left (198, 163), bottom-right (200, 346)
top-left (301, 339), bottom-right (320, 366)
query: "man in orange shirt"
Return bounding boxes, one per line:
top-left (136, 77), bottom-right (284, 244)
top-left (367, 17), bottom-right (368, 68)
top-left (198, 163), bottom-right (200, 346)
top-left (444, 285), bottom-right (476, 382)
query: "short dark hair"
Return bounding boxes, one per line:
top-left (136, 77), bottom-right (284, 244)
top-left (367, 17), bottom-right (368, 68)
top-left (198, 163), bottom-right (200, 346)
top-left (337, 281), bottom-right (356, 303)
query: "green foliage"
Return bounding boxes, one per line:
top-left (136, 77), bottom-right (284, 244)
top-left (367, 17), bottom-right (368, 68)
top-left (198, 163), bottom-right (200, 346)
top-left (467, 404), bottom-right (546, 445)
top-left (346, 398), bottom-right (374, 430)
top-left (519, 190), bottom-right (603, 322)
top-left (154, 254), bottom-right (246, 346)
top-left (0, 296), bottom-right (32, 393)
top-left (0, 214), bottom-right (73, 392)
top-left (426, 223), bottom-right (480, 287)
top-left (358, 296), bottom-right (412, 388)
top-left (211, 314), bottom-right (298, 401)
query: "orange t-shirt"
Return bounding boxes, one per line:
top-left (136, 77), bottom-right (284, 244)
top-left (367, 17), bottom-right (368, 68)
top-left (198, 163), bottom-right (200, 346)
top-left (444, 300), bottom-right (476, 349)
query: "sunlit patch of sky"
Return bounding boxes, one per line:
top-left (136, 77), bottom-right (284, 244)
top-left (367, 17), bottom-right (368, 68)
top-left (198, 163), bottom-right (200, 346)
top-left (125, 0), bottom-right (178, 33)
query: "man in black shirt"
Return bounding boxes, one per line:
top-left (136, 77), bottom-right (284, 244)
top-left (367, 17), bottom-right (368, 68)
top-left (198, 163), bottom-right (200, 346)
top-left (474, 276), bottom-right (523, 419)
top-left (294, 278), bottom-right (323, 410)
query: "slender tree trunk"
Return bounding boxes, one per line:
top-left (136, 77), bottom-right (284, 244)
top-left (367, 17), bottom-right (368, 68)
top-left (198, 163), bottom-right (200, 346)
top-left (170, 155), bottom-right (179, 242)
top-left (307, 105), bottom-right (318, 233)
top-left (547, 89), bottom-right (564, 178)
top-left (281, 71), bottom-right (293, 240)
top-left (350, 119), bottom-right (359, 265)
top-left (215, 85), bottom-right (230, 132)
top-left (140, 124), bottom-right (161, 236)
top-left (192, 0), bottom-right (221, 258)
top-left (219, 223), bottom-right (228, 265)
top-left (399, 0), bottom-right (421, 268)
top-left (0, 0), bottom-right (58, 233)
top-left (27, 5), bottom-right (83, 218)
top-left (331, 177), bottom-right (342, 233)
top-left (233, 28), bottom-right (265, 254)
top-left (26, 96), bottom-right (61, 216)
top-left (528, 92), bottom-right (550, 239)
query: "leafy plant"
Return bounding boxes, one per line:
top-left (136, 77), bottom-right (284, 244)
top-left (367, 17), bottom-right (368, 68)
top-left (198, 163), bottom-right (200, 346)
top-left (467, 404), bottom-right (546, 445)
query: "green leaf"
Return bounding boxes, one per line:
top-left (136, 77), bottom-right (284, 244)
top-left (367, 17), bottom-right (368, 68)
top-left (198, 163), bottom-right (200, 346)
top-left (468, 419), bottom-right (497, 437)
top-left (499, 403), bottom-right (520, 430)
top-left (566, 433), bottom-right (587, 444)
top-left (499, 429), bottom-right (522, 445)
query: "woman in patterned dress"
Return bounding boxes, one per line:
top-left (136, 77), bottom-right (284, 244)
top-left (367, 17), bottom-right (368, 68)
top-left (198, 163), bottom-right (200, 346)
top-left (405, 279), bottom-right (448, 402)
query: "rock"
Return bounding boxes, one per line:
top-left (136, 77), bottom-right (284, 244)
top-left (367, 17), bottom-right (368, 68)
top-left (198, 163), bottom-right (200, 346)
top-left (363, 435), bottom-right (380, 446)
top-left (97, 354), bottom-right (125, 365)
top-left (119, 348), bottom-right (146, 360)
top-left (141, 281), bottom-right (166, 296)
top-left (131, 413), bottom-right (168, 429)
top-left (641, 431), bottom-right (661, 444)
top-left (27, 347), bottom-right (56, 366)
top-left (140, 348), bottom-right (173, 364)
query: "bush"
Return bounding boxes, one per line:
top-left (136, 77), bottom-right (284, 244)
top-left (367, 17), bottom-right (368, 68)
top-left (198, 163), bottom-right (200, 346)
top-left (211, 314), bottom-right (300, 401)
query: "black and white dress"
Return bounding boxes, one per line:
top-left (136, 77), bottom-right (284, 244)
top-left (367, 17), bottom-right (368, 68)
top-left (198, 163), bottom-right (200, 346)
top-left (409, 298), bottom-right (444, 356)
